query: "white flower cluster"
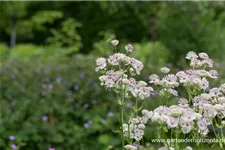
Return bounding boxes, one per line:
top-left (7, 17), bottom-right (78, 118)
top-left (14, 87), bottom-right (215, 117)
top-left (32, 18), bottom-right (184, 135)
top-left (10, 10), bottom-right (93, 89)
top-left (149, 73), bottom-right (179, 97)
top-left (123, 109), bottom-right (153, 141)
top-left (176, 69), bottom-right (218, 90)
top-left (96, 43), bottom-right (153, 100)
top-left (97, 42), bottom-right (225, 150)
top-left (151, 105), bottom-right (208, 134)
top-left (128, 79), bottom-right (154, 100)
top-left (176, 51), bottom-right (218, 90)
top-left (186, 51), bottom-right (213, 68)
top-left (193, 84), bottom-right (225, 125)
top-left (96, 52), bottom-right (144, 75)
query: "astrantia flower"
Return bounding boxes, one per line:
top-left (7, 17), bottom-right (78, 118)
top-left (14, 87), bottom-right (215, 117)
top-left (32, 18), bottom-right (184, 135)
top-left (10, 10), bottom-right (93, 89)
top-left (127, 57), bottom-right (144, 74)
top-left (95, 57), bottom-right (107, 71)
top-left (198, 52), bottom-right (209, 60)
top-left (190, 58), bottom-right (202, 67)
top-left (125, 44), bottom-right (133, 52)
top-left (108, 53), bottom-right (126, 66)
top-left (167, 117), bottom-right (179, 128)
top-left (200, 78), bottom-right (209, 90)
top-left (202, 58), bottom-right (213, 68)
top-left (186, 51), bottom-right (198, 60)
top-left (209, 88), bottom-right (221, 98)
top-left (149, 74), bottom-right (160, 85)
top-left (48, 148), bottom-right (55, 150)
top-left (178, 98), bottom-right (189, 107)
top-left (208, 70), bottom-right (218, 79)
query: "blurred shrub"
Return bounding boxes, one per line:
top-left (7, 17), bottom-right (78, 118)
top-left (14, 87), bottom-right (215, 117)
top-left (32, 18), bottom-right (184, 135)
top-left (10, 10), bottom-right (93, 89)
top-left (0, 43), bottom-right (9, 64)
top-left (47, 18), bottom-right (82, 55)
top-left (0, 54), bottom-right (121, 150)
top-left (92, 31), bottom-right (116, 56)
top-left (134, 41), bottom-right (169, 68)
top-left (157, 1), bottom-right (225, 64)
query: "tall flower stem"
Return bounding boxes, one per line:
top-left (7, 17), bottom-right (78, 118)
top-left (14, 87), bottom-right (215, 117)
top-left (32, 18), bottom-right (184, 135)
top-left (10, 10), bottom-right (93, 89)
top-left (120, 104), bottom-right (125, 149)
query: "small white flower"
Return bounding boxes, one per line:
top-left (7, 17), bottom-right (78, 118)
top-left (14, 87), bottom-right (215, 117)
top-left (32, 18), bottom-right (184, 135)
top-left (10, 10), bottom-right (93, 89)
top-left (124, 145), bottom-right (137, 150)
top-left (202, 58), bottom-right (213, 67)
top-left (200, 78), bottom-right (209, 90)
top-left (186, 51), bottom-right (198, 60)
top-left (125, 44), bottom-right (133, 52)
top-left (95, 57), bottom-right (107, 71)
top-left (214, 104), bottom-right (224, 111)
top-left (168, 89), bottom-right (178, 97)
top-left (208, 70), bottom-right (218, 79)
top-left (198, 52), bottom-right (209, 60)
top-left (170, 109), bottom-right (183, 117)
top-left (138, 124), bottom-right (145, 129)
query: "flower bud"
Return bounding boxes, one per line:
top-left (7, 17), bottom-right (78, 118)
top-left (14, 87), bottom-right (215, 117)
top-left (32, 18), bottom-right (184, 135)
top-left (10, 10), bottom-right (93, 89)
top-left (109, 39), bottom-right (119, 46)
top-left (160, 67), bottom-right (170, 74)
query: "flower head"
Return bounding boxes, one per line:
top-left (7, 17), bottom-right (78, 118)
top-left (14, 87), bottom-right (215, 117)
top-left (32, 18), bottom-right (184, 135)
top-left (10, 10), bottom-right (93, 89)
top-left (125, 44), bottom-right (133, 52)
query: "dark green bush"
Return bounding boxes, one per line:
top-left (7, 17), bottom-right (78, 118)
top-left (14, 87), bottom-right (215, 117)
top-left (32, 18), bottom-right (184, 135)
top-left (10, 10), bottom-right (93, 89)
top-left (0, 54), bottom-right (121, 150)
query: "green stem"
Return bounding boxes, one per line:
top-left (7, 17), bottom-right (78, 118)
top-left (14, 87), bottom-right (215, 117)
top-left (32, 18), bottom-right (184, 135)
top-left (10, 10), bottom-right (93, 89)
top-left (175, 128), bottom-right (179, 150)
top-left (135, 98), bottom-right (138, 116)
top-left (211, 121), bottom-right (223, 149)
top-left (120, 104), bottom-right (124, 149)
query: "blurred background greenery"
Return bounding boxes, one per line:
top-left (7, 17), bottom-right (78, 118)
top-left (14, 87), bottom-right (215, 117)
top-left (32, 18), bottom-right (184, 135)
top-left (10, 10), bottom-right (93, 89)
top-left (0, 1), bottom-right (225, 150)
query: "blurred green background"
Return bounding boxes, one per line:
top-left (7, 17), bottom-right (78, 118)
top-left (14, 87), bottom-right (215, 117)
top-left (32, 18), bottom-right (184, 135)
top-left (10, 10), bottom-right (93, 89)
top-left (0, 1), bottom-right (225, 150)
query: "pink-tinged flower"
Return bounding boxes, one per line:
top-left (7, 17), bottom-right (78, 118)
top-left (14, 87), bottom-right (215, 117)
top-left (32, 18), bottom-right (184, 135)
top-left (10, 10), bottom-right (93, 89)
top-left (9, 136), bottom-right (15, 141)
top-left (95, 57), bottom-right (107, 71)
top-left (190, 58), bottom-right (202, 67)
top-left (127, 57), bottom-right (143, 74)
top-left (167, 117), bottom-right (178, 128)
top-left (200, 78), bottom-right (209, 90)
top-left (178, 98), bottom-right (189, 107)
top-left (209, 88), bottom-right (222, 98)
top-left (202, 58), bottom-right (213, 67)
top-left (49, 148), bottom-right (55, 150)
top-left (208, 70), bottom-right (218, 79)
top-left (108, 53), bottom-right (126, 66)
top-left (125, 44), bottom-right (133, 52)
top-left (149, 74), bottom-right (160, 84)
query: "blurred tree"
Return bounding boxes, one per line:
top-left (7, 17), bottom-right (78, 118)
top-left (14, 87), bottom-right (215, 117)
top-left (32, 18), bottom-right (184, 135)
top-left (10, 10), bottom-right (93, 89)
top-left (156, 1), bottom-right (225, 64)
